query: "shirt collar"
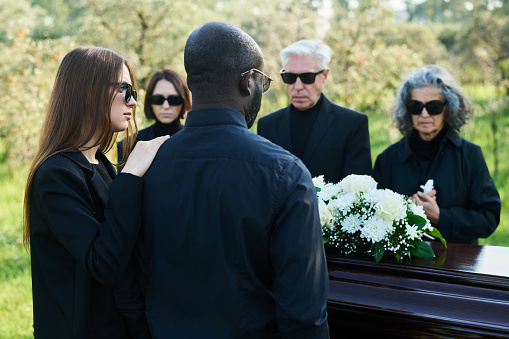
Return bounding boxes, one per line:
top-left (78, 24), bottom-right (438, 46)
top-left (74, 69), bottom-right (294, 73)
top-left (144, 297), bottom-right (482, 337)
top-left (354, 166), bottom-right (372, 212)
top-left (184, 108), bottom-right (248, 129)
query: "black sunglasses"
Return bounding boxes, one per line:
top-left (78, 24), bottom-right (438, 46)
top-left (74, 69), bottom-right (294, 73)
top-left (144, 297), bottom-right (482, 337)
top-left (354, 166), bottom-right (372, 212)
top-left (280, 69), bottom-right (325, 84)
top-left (406, 100), bottom-right (447, 116)
top-left (148, 95), bottom-right (184, 106)
top-left (116, 83), bottom-right (137, 103)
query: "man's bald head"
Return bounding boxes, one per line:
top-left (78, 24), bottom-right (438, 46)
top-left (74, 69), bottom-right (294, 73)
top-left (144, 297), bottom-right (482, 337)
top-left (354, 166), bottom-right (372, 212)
top-left (184, 21), bottom-right (264, 98)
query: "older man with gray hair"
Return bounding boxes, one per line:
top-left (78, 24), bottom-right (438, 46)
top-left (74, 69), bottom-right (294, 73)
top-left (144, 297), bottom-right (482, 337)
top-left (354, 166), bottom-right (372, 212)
top-left (258, 39), bottom-right (372, 183)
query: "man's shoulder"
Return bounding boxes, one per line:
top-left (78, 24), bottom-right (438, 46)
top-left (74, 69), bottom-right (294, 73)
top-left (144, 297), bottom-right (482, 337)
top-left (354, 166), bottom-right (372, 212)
top-left (325, 98), bottom-right (367, 120)
top-left (238, 132), bottom-right (306, 172)
top-left (258, 106), bottom-right (289, 123)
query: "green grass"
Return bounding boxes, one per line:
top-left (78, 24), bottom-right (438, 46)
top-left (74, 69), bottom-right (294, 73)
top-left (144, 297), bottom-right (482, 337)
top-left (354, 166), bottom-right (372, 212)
top-left (0, 164), bottom-right (33, 338)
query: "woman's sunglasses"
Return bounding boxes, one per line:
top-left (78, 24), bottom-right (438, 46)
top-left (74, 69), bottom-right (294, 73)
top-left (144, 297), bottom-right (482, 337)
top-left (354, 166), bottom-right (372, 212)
top-left (280, 69), bottom-right (325, 84)
top-left (406, 100), bottom-right (447, 116)
top-left (116, 83), bottom-right (137, 103)
top-left (148, 95), bottom-right (184, 106)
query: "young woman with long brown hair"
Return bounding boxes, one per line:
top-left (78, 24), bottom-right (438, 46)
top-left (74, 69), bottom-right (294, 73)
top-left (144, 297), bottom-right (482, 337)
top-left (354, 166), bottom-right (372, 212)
top-left (23, 46), bottom-right (167, 338)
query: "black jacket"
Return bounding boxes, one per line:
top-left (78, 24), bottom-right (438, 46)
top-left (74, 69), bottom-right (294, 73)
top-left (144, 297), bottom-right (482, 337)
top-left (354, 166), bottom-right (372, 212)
top-left (29, 151), bottom-right (148, 338)
top-left (117, 120), bottom-right (183, 164)
top-left (134, 108), bottom-right (329, 338)
top-left (373, 129), bottom-right (501, 244)
top-left (257, 95), bottom-right (372, 183)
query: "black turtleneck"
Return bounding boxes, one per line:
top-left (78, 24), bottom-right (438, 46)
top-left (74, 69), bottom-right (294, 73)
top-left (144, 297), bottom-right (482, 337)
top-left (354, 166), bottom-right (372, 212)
top-left (290, 94), bottom-right (324, 160)
top-left (152, 118), bottom-right (183, 137)
top-left (409, 125), bottom-right (448, 183)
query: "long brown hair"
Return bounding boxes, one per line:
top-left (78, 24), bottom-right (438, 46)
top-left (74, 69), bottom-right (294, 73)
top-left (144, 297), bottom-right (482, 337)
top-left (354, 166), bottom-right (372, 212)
top-left (23, 46), bottom-right (138, 249)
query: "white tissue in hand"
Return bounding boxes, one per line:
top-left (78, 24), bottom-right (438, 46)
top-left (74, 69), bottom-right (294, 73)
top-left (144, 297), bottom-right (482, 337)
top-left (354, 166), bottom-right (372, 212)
top-left (420, 179), bottom-right (434, 194)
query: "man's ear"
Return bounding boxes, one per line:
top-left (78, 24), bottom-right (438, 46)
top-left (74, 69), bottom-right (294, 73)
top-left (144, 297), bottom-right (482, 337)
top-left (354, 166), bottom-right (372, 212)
top-left (239, 70), bottom-right (252, 96)
top-left (322, 69), bottom-right (330, 80)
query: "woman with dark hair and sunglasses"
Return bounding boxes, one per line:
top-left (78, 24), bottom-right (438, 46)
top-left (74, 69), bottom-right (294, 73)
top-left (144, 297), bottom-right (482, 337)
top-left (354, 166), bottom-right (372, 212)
top-left (117, 69), bottom-right (191, 162)
top-left (23, 46), bottom-right (167, 338)
top-left (373, 65), bottom-right (500, 245)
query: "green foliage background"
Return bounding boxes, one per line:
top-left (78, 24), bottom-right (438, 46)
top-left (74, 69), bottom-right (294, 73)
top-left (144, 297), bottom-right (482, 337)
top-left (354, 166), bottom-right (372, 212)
top-left (1, 0), bottom-right (508, 337)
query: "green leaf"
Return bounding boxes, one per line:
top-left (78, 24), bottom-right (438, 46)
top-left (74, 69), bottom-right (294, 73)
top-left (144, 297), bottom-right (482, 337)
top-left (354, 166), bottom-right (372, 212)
top-left (374, 242), bottom-right (385, 263)
top-left (323, 234), bottom-right (330, 244)
top-left (428, 227), bottom-right (447, 249)
top-left (410, 240), bottom-right (435, 258)
top-left (315, 187), bottom-right (321, 193)
top-left (407, 214), bottom-right (427, 229)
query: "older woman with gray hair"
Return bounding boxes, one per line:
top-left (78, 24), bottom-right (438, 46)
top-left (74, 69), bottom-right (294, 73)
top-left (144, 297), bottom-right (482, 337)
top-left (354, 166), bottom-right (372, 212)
top-left (373, 65), bottom-right (500, 244)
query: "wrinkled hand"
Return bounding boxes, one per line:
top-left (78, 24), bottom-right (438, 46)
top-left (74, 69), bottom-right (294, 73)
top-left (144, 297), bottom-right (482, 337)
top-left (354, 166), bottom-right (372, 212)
top-left (121, 135), bottom-right (169, 177)
top-left (411, 190), bottom-right (439, 224)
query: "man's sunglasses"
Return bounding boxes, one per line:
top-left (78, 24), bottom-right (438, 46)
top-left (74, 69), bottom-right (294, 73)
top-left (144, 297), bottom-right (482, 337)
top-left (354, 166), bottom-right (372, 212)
top-left (240, 68), bottom-right (273, 93)
top-left (116, 83), bottom-right (137, 103)
top-left (406, 100), bottom-right (447, 116)
top-left (148, 95), bottom-right (184, 106)
top-left (280, 69), bottom-right (325, 84)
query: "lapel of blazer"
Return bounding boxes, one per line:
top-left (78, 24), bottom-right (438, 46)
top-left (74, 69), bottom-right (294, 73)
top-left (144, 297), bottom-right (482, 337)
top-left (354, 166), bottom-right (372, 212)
top-left (92, 151), bottom-right (116, 207)
top-left (62, 150), bottom-right (114, 209)
top-left (302, 95), bottom-right (336, 165)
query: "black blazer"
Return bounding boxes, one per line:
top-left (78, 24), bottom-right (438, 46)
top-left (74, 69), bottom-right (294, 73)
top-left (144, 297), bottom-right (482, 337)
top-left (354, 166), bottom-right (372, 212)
top-left (29, 151), bottom-right (148, 338)
top-left (257, 95), bottom-right (372, 183)
top-left (117, 121), bottom-right (183, 164)
top-left (117, 125), bottom-right (157, 163)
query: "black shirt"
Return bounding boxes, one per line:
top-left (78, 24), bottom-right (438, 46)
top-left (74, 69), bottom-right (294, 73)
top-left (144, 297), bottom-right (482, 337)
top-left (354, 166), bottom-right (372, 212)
top-left (93, 156), bottom-right (113, 187)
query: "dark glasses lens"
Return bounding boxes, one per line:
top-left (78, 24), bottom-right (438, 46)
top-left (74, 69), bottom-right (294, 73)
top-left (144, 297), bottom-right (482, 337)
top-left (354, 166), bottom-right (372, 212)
top-left (280, 70), bottom-right (325, 84)
top-left (259, 76), bottom-right (272, 93)
top-left (407, 100), bottom-right (446, 116)
top-left (240, 68), bottom-right (273, 93)
top-left (117, 83), bottom-right (137, 103)
top-left (148, 95), bottom-right (184, 106)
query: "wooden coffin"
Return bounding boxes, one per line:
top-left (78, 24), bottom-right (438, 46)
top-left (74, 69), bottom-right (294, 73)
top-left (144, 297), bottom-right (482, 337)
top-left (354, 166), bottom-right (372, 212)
top-left (326, 242), bottom-right (509, 338)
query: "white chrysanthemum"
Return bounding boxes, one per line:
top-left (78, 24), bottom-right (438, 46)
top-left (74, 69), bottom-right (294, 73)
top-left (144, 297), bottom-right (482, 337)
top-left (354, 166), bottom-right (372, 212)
top-left (318, 183), bottom-right (343, 201)
top-left (367, 189), bottom-right (407, 221)
top-left (312, 175), bottom-right (326, 190)
top-left (318, 199), bottom-right (334, 229)
top-left (409, 201), bottom-right (426, 219)
top-left (406, 224), bottom-right (421, 240)
top-left (330, 192), bottom-right (357, 213)
top-left (360, 216), bottom-right (393, 243)
top-left (409, 200), bottom-right (433, 231)
top-left (340, 214), bottom-right (362, 233)
top-left (337, 174), bottom-right (377, 194)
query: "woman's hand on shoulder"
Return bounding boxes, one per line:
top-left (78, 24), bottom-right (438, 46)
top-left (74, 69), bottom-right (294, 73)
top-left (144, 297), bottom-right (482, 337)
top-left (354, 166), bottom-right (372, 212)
top-left (121, 135), bottom-right (169, 177)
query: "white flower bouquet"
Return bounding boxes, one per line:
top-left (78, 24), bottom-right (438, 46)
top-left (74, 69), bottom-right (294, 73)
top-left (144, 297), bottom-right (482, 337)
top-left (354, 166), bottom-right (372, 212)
top-left (313, 174), bottom-right (446, 263)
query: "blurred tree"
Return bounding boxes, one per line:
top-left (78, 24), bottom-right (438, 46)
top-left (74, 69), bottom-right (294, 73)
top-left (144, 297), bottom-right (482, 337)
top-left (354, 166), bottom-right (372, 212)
top-left (0, 0), bottom-right (42, 42)
top-left (324, 0), bottom-right (434, 115)
top-left (0, 33), bottom-right (75, 167)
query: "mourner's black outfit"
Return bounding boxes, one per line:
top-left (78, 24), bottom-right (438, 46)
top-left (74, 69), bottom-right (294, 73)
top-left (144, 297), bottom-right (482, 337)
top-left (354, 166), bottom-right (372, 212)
top-left (117, 119), bottom-right (183, 163)
top-left (132, 108), bottom-right (329, 338)
top-left (373, 127), bottom-right (501, 244)
top-left (29, 151), bottom-right (149, 338)
top-left (258, 94), bottom-right (372, 183)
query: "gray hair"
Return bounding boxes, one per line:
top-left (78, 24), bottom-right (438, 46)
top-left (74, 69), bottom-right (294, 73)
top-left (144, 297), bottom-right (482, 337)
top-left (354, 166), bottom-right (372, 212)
top-left (280, 39), bottom-right (332, 70)
top-left (392, 65), bottom-right (473, 136)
